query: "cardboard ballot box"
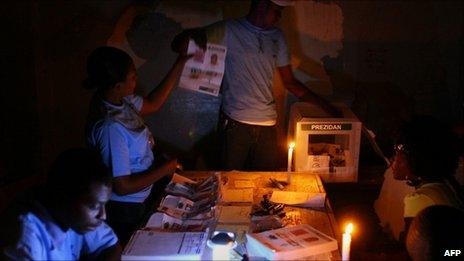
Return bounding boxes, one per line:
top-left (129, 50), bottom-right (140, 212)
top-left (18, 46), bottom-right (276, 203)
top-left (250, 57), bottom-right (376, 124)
top-left (288, 102), bottom-right (361, 182)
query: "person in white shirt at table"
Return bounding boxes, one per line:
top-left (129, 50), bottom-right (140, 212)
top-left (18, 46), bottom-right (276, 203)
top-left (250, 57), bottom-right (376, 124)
top-left (2, 148), bottom-right (120, 260)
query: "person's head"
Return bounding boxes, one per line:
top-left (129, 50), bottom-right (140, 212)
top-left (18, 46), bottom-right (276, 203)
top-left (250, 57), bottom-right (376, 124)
top-left (391, 115), bottom-right (460, 185)
top-left (406, 205), bottom-right (464, 261)
top-left (83, 46), bottom-right (137, 98)
top-left (45, 148), bottom-right (112, 234)
top-left (248, 0), bottom-right (293, 29)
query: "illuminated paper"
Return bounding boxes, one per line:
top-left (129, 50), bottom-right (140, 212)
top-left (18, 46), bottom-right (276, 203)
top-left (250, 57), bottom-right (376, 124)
top-left (179, 40), bottom-right (227, 96)
top-left (221, 189), bottom-right (253, 203)
top-left (270, 191), bottom-right (326, 208)
top-left (218, 206), bottom-right (251, 224)
top-left (246, 224), bottom-right (337, 260)
top-left (122, 229), bottom-right (208, 260)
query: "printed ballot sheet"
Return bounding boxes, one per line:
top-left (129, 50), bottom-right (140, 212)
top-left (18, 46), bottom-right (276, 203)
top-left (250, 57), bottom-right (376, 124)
top-left (179, 40), bottom-right (227, 96)
top-left (122, 230), bottom-right (208, 260)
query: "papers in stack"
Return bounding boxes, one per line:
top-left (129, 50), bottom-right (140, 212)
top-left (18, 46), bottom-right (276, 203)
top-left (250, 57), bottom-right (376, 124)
top-left (270, 191), bottom-right (326, 208)
top-left (158, 195), bottom-right (215, 219)
top-left (246, 224), bottom-right (338, 260)
top-left (122, 229), bottom-right (208, 260)
top-left (165, 174), bottom-right (218, 201)
top-left (145, 212), bottom-right (208, 231)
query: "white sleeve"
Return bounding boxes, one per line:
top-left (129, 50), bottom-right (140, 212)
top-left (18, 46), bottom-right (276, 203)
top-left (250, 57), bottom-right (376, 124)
top-left (403, 193), bottom-right (435, 218)
top-left (81, 222), bottom-right (118, 258)
top-left (3, 217), bottom-right (47, 261)
top-left (98, 122), bottom-right (131, 177)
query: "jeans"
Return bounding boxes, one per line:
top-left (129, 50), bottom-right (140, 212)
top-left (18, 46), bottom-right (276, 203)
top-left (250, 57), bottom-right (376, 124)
top-left (219, 113), bottom-right (278, 171)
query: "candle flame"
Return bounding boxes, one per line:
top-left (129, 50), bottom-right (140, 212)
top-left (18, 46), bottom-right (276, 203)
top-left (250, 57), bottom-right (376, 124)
top-left (345, 223), bottom-right (353, 235)
top-left (289, 142), bottom-right (295, 149)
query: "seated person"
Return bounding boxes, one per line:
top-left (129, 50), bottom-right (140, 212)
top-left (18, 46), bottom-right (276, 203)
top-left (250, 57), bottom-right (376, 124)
top-left (406, 205), bottom-right (464, 261)
top-left (1, 148), bottom-right (121, 260)
top-left (391, 116), bottom-right (464, 234)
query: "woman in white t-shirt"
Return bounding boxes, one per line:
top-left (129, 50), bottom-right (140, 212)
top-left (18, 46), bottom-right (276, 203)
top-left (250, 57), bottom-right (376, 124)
top-left (84, 46), bottom-right (189, 244)
top-left (391, 116), bottom-right (464, 239)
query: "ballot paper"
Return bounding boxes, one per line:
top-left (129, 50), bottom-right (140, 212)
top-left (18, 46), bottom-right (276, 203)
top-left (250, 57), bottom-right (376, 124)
top-left (122, 229), bottom-right (208, 260)
top-left (270, 191), bottom-right (326, 208)
top-left (246, 224), bottom-right (337, 260)
top-left (218, 206), bottom-right (252, 224)
top-left (179, 40), bottom-right (227, 96)
top-left (221, 189), bottom-right (254, 203)
top-left (165, 174), bottom-right (218, 201)
top-left (145, 212), bottom-right (207, 231)
top-left (307, 155), bottom-right (330, 174)
top-left (158, 195), bottom-right (215, 219)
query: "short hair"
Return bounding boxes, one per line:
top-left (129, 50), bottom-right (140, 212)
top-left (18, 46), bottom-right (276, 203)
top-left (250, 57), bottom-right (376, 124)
top-left (83, 46), bottom-right (133, 91)
top-left (394, 115), bottom-right (460, 181)
top-left (406, 205), bottom-right (464, 261)
top-left (46, 148), bottom-right (112, 201)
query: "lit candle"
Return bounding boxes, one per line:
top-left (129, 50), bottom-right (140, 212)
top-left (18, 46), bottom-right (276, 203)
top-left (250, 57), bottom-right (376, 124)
top-left (287, 142), bottom-right (295, 183)
top-left (342, 223), bottom-right (353, 260)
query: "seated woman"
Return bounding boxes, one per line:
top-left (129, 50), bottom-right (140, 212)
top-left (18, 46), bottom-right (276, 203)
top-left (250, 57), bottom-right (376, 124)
top-left (2, 148), bottom-right (120, 260)
top-left (84, 46), bottom-right (189, 244)
top-left (391, 116), bottom-right (464, 234)
top-left (406, 205), bottom-right (464, 261)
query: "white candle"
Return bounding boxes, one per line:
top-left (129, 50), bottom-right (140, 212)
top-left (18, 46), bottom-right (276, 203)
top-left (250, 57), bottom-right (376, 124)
top-left (287, 142), bottom-right (295, 183)
top-left (342, 223), bottom-right (353, 260)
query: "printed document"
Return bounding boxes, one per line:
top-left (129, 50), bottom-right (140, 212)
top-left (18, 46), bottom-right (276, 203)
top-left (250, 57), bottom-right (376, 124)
top-left (179, 40), bottom-right (227, 96)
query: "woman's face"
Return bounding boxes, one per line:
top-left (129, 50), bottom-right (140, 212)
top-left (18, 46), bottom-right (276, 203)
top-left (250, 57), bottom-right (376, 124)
top-left (119, 63), bottom-right (137, 97)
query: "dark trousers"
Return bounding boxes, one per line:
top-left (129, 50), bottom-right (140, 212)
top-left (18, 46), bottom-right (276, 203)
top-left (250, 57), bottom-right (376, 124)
top-left (219, 113), bottom-right (278, 171)
top-left (106, 200), bottom-right (145, 246)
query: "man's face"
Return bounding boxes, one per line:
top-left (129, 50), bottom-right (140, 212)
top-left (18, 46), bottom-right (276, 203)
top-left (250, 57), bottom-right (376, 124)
top-left (391, 149), bottom-right (413, 181)
top-left (68, 183), bottom-right (111, 234)
top-left (263, 2), bottom-right (284, 28)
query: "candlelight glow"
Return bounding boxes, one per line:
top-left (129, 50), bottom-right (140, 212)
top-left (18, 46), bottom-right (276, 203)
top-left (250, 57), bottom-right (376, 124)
top-left (345, 223), bottom-right (353, 235)
top-left (289, 142), bottom-right (295, 149)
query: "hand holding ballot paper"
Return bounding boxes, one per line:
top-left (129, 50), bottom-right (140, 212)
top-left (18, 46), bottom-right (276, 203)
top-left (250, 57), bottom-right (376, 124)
top-left (179, 40), bottom-right (227, 96)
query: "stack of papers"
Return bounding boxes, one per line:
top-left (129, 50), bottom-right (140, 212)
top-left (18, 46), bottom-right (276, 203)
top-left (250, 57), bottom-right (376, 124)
top-left (145, 212), bottom-right (209, 231)
top-left (122, 229), bottom-right (208, 260)
top-left (246, 224), bottom-right (337, 260)
top-left (165, 174), bottom-right (218, 201)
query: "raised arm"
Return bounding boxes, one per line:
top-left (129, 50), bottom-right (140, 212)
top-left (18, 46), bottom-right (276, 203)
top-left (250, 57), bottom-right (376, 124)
top-left (278, 65), bottom-right (343, 117)
top-left (138, 55), bottom-right (189, 116)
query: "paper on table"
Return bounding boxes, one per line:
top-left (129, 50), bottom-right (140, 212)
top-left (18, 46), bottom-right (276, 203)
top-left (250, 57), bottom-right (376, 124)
top-left (221, 189), bottom-right (253, 203)
top-left (122, 230), bottom-right (207, 260)
top-left (270, 191), bottom-right (326, 208)
top-left (234, 180), bottom-right (254, 188)
top-left (218, 206), bottom-right (251, 224)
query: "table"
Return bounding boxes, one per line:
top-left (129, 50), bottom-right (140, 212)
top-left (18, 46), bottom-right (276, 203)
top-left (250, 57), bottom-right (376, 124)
top-left (137, 171), bottom-right (342, 260)
top-left (183, 171), bottom-right (342, 260)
